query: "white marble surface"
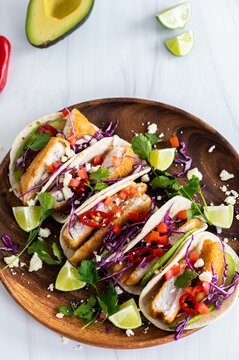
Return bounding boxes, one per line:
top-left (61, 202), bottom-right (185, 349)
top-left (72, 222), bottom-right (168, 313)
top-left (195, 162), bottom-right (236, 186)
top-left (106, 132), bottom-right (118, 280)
top-left (1, 0), bottom-right (239, 358)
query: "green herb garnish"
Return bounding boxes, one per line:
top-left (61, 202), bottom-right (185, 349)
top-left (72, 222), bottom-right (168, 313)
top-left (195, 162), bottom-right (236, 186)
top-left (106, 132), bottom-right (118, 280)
top-left (174, 269), bottom-right (197, 288)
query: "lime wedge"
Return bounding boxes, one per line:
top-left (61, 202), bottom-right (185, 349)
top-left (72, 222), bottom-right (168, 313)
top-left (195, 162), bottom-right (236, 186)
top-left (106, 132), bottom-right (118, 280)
top-left (165, 30), bottom-right (193, 56)
top-left (12, 206), bottom-right (41, 232)
top-left (149, 148), bottom-right (175, 171)
top-left (55, 260), bottom-right (86, 292)
top-left (203, 205), bottom-right (234, 229)
top-left (108, 298), bottom-right (142, 329)
top-left (156, 2), bottom-right (191, 29)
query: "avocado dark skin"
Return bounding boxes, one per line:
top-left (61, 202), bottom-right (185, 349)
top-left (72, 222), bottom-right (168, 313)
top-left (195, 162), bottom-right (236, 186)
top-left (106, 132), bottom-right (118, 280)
top-left (25, 0), bottom-right (94, 48)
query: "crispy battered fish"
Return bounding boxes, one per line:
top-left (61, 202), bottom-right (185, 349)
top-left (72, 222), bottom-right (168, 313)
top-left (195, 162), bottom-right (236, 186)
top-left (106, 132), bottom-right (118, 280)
top-left (200, 239), bottom-right (224, 284)
top-left (69, 191), bottom-right (152, 265)
top-left (169, 218), bottom-right (201, 245)
top-left (102, 145), bottom-right (136, 180)
top-left (20, 137), bottom-right (70, 204)
top-left (63, 109), bottom-right (96, 139)
top-left (149, 274), bottom-right (184, 323)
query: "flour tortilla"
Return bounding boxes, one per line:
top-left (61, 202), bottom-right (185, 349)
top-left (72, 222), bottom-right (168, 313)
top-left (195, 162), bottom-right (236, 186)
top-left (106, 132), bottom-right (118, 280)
top-left (139, 231), bottom-right (239, 331)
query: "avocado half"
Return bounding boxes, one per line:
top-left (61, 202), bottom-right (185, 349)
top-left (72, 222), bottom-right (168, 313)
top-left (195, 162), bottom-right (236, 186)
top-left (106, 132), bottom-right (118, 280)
top-left (26, 0), bottom-right (94, 48)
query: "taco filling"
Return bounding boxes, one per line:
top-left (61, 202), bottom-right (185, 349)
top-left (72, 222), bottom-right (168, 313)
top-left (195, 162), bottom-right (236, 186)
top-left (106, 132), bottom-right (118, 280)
top-left (148, 236), bottom-right (239, 338)
top-left (105, 207), bottom-right (205, 288)
top-left (62, 182), bottom-right (152, 265)
top-left (48, 138), bottom-right (142, 213)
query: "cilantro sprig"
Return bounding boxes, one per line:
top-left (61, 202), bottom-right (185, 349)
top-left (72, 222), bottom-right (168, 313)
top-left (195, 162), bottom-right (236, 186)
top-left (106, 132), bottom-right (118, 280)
top-left (87, 168), bottom-right (109, 192)
top-left (58, 260), bottom-right (119, 327)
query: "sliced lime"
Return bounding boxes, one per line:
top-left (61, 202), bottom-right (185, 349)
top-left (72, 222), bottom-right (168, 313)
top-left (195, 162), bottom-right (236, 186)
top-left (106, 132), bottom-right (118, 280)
top-left (156, 2), bottom-right (191, 29)
top-left (149, 148), bottom-right (175, 171)
top-left (108, 298), bottom-right (142, 329)
top-left (12, 206), bottom-right (41, 232)
top-left (203, 205), bottom-right (234, 229)
top-left (165, 30), bottom-right (193, 56)
top-left (55, 260), bottom-right (86, 292)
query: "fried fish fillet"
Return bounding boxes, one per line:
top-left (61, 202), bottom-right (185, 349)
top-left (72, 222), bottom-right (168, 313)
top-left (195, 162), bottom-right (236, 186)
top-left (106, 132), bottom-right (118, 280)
top-left (20, 137), bottom-right (70, 204)
top-left (63, 108), bottom-right (96, 139)
top-left (102, 145), bottom-right (136, 180)
top-left (200, 239), bottom-right (224, 284)
top-left (69, 193), bottom-right (152, 265)
top-left (169, 218), bottom-right (201, 245)
top-left (149, 274), bottom-right (184, 323)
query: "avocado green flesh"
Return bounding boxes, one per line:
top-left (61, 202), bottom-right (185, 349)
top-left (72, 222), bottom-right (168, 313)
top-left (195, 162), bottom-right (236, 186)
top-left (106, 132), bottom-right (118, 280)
top-left (225, 253), bottom-right (236, 285)
top-left (140, 229), bottom-right (197, 288)
top-left (26, 0), bottom-right (94, 48)
top-left (13, 117), bottom-right (66, 181)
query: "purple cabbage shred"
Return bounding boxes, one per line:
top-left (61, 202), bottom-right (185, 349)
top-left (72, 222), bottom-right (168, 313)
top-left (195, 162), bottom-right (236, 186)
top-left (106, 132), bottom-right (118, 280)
top-left (0, 235), bottom-right (18, 253)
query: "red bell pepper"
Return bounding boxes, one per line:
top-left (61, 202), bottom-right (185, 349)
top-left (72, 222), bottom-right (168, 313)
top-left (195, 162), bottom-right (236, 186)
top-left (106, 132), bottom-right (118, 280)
top-left (0, 35), bottom-right (11, 93)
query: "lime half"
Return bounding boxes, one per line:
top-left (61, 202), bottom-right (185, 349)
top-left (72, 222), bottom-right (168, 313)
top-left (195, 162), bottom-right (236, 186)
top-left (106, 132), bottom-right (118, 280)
top-left (55, 260), bottom-right (86, 292)
top-left (203, 205), bottom-right (234, 229)
top-left (156, 2), bottom-right (191, 29)
top-left (149, 148), bottom-right (175, 171)
top-left (12, 206), bottom-right (41, 232)
top-left (165, 30), bottom-right (193, 56)
top-left (108, 298), bottom-right (142, 329)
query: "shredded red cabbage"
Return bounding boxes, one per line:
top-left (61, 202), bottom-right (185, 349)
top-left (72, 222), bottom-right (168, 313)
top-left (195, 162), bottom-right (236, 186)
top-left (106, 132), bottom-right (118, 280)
top-left (175, 314), bottom-right (190, 340)
top-left (175, 142), bottom-right (192, 178)
top-left (0, 235), bottom-right (18, 253)
top-left (95, 120), bottom-right (119, 140)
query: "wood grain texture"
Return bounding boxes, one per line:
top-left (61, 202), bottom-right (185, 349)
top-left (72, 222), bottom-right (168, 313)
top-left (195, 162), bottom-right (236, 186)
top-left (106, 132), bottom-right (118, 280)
top-left (0, 98), bottom-right (239, 349)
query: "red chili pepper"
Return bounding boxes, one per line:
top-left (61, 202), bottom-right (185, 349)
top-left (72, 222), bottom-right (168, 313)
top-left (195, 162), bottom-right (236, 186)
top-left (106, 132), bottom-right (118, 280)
top-left (128, 247), bottom-right (154, 264)
top-left (179, 293), bottom-right (199, 315)
top-left (128, 211), bottom-right (149, 222)
top-left (38, 124), bottom-right (58, 136)
top-left (79, 210), bottom-right (112, 228)
top-left (93, 155), bottom-right (104, 166)
top-left (0, 36), bottom-right (11, 93)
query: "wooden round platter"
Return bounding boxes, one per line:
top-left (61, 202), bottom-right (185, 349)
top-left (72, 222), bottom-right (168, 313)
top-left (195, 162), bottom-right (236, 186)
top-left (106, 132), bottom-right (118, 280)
top-left (0, 98), bottom-right (239, 349)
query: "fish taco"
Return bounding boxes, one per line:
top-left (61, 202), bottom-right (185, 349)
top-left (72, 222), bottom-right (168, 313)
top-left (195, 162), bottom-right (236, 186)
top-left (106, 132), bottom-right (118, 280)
top-left (139, 231), bottom-right (239, 339)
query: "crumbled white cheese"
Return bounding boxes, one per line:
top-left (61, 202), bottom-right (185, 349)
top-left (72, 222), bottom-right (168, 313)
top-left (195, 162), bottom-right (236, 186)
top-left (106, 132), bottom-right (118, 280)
top-left (220, 170), bottom-right (234, 181)
top-left (126, 329), bottom-right (134, 337)
top-left (61, 336), bottom-right (70, 344)
top-left (115, 286), bottom-right (123, 295)
top-left (26, 199), bottom-right (35, 206)
top-left (54, 190), bottom-right (64, 202)
top-left (9, 187), bottom-right (13, 192)
top-left (220, 185), bottom-right (227, 192)
top-left (225, 191), bottom-right (231, 196)
top-left (194, 258), bottom-right (205, 268)
top-left (89, 165), bottom-right (100, 173)
top-left (147, 123), bottom-right (157, 134)
top-left (93, 251), bottom-right (101, 262)
top-left (236, 214), bottom-right (239, 221)
top-left (187, 168), bottom-right (203, 181)
top-left (159, 132), bottom-right (164, 138)
top-left (231, 190), bottom-right (238, 198)
top-left (208, 145), bottom-right (216, 153)
top-left (216, 227), bottom-right (222, 234)
top-left (157, 195), bottom-right (162, 201)
top-left (224, 196), bottom-right (236, 205)
top-left (141, 174), bottom-right (150, 183)
top-left (4, 255), bottom-right (19, 268)
top-left (63, 173), bottom-right (72, 187)
top-left (223, 238), bottom-right (229, 243)
top-left (56, 312), bottom-right (64, 319)
top-left (48, 283), bottom-right (54, 292)
top-left (199, 271), bottom-right (212, 283)
top-left (85, 163), bottom-right (92, 172)
top-left (20, 262), bottom-right (26, 268)
top-left (62, 186), bottom-right (74, 200)
top-left (39, 227), bottom-right (51, 238)
top-left (29, 253), bottom-right (43, 272)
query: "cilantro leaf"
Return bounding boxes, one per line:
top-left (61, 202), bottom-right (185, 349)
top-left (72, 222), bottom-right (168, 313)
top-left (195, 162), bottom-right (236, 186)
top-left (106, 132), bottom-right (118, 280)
top-left (131, 135), bottom-right (152, 160)
top-left (187, 202), bottom-right (203, 219)
top-left (150, 175), bottom-right (175, 189)
top-left (89, 168), bottom-right (109, 181)
top-left (177, 175), bottom-right (200, 199)
top-left (38, 193), bottom-right (56, 219)
top-left (145, 133), bottom-right (162, 145)
top-left (78, 260), bottom-right (99, 288)
top-left (28, 240), bottom-right (62, 265)
top-left (174, 269), bottom-right (197, 288)
top-left (93, 182), bottom-right (108, 191)
top-left (97, 284), bottom-right (119, 316)
top-left (74, 297), bottom-right (97, 324)
top-left (58, 305), bottom-right (74, 317)
top-left (29, 133), bottom-right (51, 151)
